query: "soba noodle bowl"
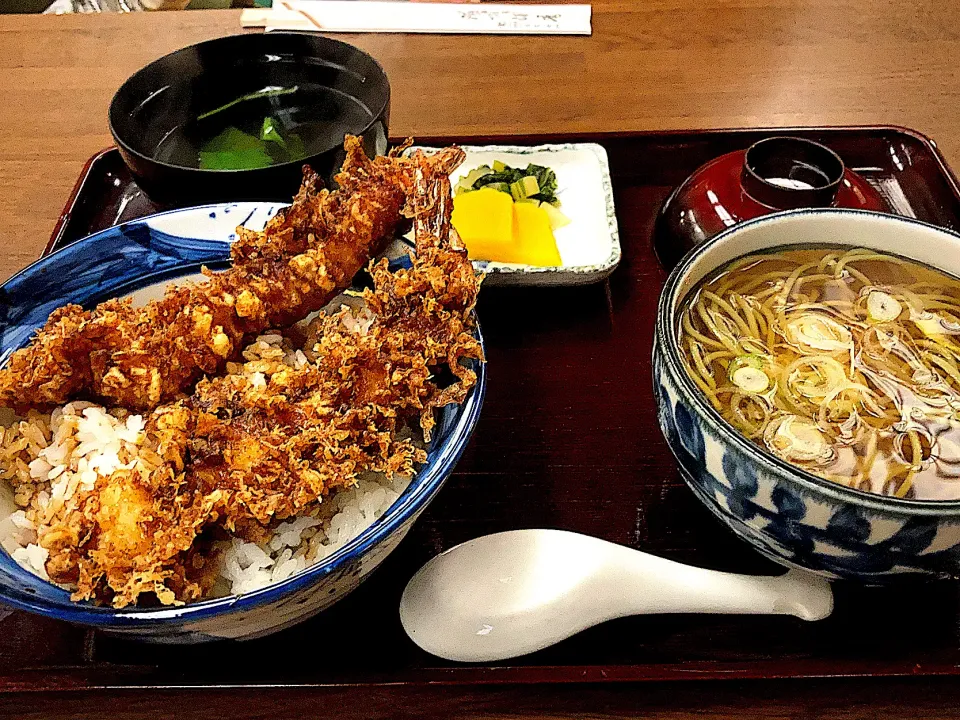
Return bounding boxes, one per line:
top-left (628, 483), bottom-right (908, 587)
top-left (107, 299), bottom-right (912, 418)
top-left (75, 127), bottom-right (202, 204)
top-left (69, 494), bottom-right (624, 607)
top-left (678, 246), bottom-right (960, 501)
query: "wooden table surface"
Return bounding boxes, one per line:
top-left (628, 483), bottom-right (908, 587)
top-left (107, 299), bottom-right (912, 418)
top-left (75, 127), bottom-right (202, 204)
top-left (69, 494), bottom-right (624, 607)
top-left (3, 1), bottom-right (960, 282)
top-left (2, 2), bottom-right (960, 717)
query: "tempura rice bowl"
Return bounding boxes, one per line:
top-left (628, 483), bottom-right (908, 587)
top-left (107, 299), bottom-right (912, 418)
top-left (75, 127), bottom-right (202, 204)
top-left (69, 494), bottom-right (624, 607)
top-left (0, 213), bottom-right (485, 642)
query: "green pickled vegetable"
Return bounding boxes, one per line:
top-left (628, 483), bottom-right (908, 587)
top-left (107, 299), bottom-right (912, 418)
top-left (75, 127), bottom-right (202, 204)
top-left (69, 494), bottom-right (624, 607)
top-left (456, 161), bottom-right (561, 206)
top-left (455, 167), bottom-right (493, 192)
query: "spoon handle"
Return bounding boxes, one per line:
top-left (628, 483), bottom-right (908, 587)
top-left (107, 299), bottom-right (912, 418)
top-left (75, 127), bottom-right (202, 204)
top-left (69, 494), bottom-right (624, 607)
top-left (611, 544), bottom-right (833, 621)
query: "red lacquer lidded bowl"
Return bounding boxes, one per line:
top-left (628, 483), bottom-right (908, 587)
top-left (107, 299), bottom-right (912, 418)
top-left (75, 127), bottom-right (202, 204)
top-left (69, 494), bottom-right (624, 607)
top-left (654, 136), bottom-right (886, 268)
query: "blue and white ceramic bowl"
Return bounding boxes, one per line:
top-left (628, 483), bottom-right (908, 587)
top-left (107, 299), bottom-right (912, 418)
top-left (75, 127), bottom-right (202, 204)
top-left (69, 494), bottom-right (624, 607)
top-left (654, 209), bottom-right (960, 581)
top-left (0, 203), bottom-right (485, 642)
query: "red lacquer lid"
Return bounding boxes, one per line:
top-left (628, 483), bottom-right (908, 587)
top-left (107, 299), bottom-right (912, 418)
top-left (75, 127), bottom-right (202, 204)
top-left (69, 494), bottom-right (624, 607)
top-left (654, 137), bottom-right (886, 268)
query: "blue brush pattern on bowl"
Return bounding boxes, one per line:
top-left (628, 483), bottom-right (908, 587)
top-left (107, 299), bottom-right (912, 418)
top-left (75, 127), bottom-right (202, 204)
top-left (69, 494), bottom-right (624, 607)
top-left (654, 209), bottom-right (960, 581)
top-left (0, 203), bottom-right (485, 642)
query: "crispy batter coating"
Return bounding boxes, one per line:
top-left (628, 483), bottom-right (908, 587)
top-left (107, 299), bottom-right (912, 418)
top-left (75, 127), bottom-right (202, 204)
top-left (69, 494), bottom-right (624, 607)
top-left (0, 137), bottom-right (461, 412)
top-left (37, 146), bottom-right (483, 607)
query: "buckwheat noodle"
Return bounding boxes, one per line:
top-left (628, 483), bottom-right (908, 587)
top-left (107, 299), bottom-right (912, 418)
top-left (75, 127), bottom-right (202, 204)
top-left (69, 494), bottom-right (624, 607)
top-left (678, 247), bottom-right (960, 500)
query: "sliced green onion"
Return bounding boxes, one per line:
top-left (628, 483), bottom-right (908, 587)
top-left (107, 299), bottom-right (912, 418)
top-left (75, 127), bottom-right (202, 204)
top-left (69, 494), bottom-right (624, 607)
top-left (866, 290), bottom-right (902, 322)
top-left (784, 313), bottom-right (853, 353)
top-left (728, 355), bottom-right (771, 393)
top-left (764, 415), bottom-right (831, 463)
top-left (732, 366), bottom-right (770, 393)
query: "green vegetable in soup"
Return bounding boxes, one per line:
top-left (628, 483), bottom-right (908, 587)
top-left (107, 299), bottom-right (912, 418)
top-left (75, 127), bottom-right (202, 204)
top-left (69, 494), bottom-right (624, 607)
top-left (198, 116), bottom-right (306, 170)
top-left (260, 116), bottom-right (306, 160)
top-left (198, 126), bottom-right (274, 170)
top-left (260, 116), bottom-right (287, 149)
top-left (196, 86), bottom-right (299, 122)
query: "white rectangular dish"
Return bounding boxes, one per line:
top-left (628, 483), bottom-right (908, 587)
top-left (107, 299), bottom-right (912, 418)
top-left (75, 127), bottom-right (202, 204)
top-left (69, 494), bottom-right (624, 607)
top-left (411, 143), bottom-right (622, 286)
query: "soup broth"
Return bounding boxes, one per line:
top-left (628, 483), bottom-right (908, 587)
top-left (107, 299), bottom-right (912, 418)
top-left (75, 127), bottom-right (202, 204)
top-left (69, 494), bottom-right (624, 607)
top-left (152, 83), bottom-right (374, 170)
top-left (678, 246), bottom-right (960, 501)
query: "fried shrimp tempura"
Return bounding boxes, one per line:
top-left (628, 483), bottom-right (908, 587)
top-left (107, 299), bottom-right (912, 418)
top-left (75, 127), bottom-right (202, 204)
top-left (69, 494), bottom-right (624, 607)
top-left (0, 137), bottom-right (463, 412)
top-left (36, 146), bottom-right (483, 607)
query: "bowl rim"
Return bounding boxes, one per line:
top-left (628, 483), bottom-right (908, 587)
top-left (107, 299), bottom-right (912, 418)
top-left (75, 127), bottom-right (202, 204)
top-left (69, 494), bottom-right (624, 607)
top-left (0, 205), bottom-right (486, 626)
top-left (657, 207), bottom-right (960, 514)
top-left (108, 32), bottom-right (391, 176)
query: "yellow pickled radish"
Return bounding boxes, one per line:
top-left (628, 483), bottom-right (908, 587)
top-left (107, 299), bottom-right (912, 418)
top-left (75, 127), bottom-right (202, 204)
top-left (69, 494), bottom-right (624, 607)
top-left (451, 186), bottom-right (563, 267)
top-left (512, 202), bottom-right (562, 267)
top-left (451, 187), bottom-right (524, 264)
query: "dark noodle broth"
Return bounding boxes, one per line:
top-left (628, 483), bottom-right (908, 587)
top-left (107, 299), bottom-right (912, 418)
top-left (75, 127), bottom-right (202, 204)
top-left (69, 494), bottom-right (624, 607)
top-left (152, 83), bottom-right (374, 170)
top-left (678, 246), bottom-right (960, 500)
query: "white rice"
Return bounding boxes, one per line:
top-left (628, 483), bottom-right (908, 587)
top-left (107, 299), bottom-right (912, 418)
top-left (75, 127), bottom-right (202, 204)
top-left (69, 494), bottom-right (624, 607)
top-left (0, 302), bottom-right (412, 599)
top-left (218, 474), bottom-right (408, 595)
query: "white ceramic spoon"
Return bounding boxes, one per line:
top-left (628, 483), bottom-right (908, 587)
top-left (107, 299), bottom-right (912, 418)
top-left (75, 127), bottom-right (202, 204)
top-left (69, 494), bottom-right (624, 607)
top-left (399, 529), bottom-right (833, 662)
